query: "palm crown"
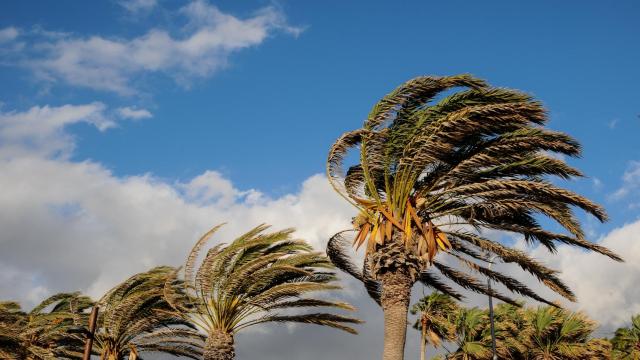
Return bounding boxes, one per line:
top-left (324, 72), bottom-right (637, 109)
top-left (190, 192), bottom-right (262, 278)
top-left (327, 74), bottom-right (621, 305)
top-left (165, 224), bottom-right (361, 359)
top-left (0, 293), bottom-right (92, 359)
top-left (93, 266), bottom-right (204, 360)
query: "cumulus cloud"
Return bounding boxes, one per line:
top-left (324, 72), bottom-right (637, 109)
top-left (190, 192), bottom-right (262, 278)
top-left (118, 0), bottom-right (157, 14)
top-left (116, 106), bottom-right (152, 120)
top-left (0, 27), bottom-right (19, 43)
top-left (0, 103), bottom-right (113, 159)
top-left (7, 1), bottom-right (302, 95)
top-left (610, 160), bottom-right (640, 207)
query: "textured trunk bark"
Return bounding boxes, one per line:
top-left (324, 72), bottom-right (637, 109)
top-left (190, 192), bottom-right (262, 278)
top-left (420, 335), bottom-right (426, 360)
top-left (380, 269), bottom-right (413, 360)
top-left (203, 330), bottom-right (235, 360)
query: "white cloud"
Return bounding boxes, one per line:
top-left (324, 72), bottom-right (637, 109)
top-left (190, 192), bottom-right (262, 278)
top-left (0, 27), bottom-right (19, 43)
top-left (521, 223), bottom-right (640, 330)
top-left (15, 1), bottom-right (302, 95)
top-left (0, 103), bottom-right (113, 159)
top-left (0, 103), bottom-right (354, 306)
top-left (610, 161), bottom-right (640, 207)
top-left (118, 0), bottom-right (157, 14)
top-left (116, 106), bottom-right (152, 120)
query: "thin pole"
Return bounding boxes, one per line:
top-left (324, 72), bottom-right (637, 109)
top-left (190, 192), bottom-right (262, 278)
top-left (487, 255), bottom-right (498, 360)
top-left (487, 279), bottom-right (497, 360)
top-left (82, 306), bottom-right (99, 360)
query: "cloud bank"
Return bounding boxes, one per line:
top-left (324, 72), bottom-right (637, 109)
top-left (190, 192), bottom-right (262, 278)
top-left (1, 1), bottom-right (302, 95)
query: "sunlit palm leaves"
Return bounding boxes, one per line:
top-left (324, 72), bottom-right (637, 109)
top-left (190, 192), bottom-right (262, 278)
top-left (522, 306), bottom-right (606, 360)
top-left (0, 293), bottom-right (92, 359)
top-left (165, 224), bottom-right (361, 358)
top-left (327, 74), bottom-right (621, 305)
top-left (93, 266), bottom-right (204, 360)
top-left (611, 315), bottom-right (640, 360)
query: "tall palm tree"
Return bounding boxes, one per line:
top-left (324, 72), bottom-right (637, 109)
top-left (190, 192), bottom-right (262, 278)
top-left (93, 266), bottom-right (204, 360)
top-left (164, 224), bottom-right (362, 360)
top-left (410, 292), bottom-right (458, 360)
top-left (0, 293), bottom-right (92, 359)
top-left (521, 306), bottom-right (603, 360)
top-left (326, 74), bottom-right (622, 360)
top-left (611, 314), bottom-right (640, 359)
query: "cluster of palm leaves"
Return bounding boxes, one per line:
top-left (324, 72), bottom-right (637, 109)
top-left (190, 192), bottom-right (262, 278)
top-left (412, 292), bottom-right (639, 360)
top-left (0, 224), bottom-right (360, 360)
top-left (0, 293), bottom-right (92, 359)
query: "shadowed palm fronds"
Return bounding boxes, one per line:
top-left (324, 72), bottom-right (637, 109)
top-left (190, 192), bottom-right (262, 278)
top-left (326, 73), bottom-right (621, 306)
top-left (0, 293), bottom-right (93, 359)
top-left (94, 266), bottom-right (204, 360)
top-left (410, 292), bottom-right (459, 360)
top-left (165, 224), bottom-right (361, 360)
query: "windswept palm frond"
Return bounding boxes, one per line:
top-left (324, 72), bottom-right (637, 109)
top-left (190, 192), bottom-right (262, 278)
top-left (94, 266), bottom-right (204, 360)
top-left (166, 224), bottom-right (362, 337)
top-left (0, 293), bottom-right (93, 359)
top-left (611, 314), bottom-right (640, 360)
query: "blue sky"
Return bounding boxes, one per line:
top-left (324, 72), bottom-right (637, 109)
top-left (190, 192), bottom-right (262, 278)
top-left (1, 1), bottom-right (640, 357)
top-left (2, 1), bottom-right (638, 199)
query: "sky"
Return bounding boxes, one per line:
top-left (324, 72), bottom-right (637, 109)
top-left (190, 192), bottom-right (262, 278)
top-left (0, 0), bottom-right (639, 358)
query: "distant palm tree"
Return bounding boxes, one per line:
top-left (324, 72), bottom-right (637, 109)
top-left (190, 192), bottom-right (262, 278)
top-left (0, 293), bottom-right (92, 359)
top-left (165, 224), bottom-right (362, 360)
top-left (410, 292), bottom-right (458, 360)
top-left (611, 314), bottom-right (640, 359)
top-left (326, 74), bottom-right (621, 360)
top-left (448, 307), bottom-right (496, 360)
top-left (521, 306), bottom-right (604, 360)
top-left (93, 266), bottom-right (204, 360)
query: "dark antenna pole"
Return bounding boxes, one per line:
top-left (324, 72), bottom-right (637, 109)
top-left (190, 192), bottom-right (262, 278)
top-left (82, 306), bottom-right (99, 360)
top-left (487, 255), bottom-right (498, 360)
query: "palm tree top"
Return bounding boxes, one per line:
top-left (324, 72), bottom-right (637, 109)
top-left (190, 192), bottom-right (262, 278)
top-left (166, 223), bottom-right (362, 336)
top-left (95, 266), bottom-right (204, 360)
top-left (327, 74), bottom-right (621, 306)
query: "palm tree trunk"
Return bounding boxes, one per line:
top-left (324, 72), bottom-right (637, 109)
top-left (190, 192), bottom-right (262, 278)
top-left (203, 330), bottom-right (235, 360)
top-left (420, 334), bottom-right (426, 360)
top-left (380, 269), bottom-right (413, 360)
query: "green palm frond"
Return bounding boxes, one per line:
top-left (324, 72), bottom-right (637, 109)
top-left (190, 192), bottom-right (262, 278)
top-left (0, 293), bottom-right (93, 360)
top-left (611, 314), bottom-right (640, 359)
top-left (166, 224), bottom-right (362, 336)
top-left (94, 266), bottom-right (204, 360)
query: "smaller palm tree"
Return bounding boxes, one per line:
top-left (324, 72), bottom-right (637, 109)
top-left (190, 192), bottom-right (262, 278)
top-left (448, 307), bottom-right (495, 360)
top-left (522, 306), bottom-right (601, 360)
top-left (93, 266), bottom-right (204, 360)
top-left (0, 293), bottom-right (93, 359)
top-left (611, 314), bottom-right (640, 359)
top-left (410, 292), bottom-right (458, 360)
top-left (165, 224), bottom-right (362, 360)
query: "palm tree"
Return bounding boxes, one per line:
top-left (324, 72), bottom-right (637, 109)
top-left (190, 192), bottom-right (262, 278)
top-left (611, 314), bottom-right (640, 359)
top-left (164, 224), bottom-right (362, 360)
top-left (93, 266), bottom-right (204, 360)
top-left (521, 306), bottom-right (604, 360)
top-left (326, 74), bottom-right (622, 360)
top-left (410, 292), bottom-right (458, 360)
top-left (0, 293), bottom-right (93, 359)
top-left (448, 307), bottom-right (494, 360)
